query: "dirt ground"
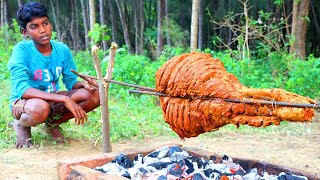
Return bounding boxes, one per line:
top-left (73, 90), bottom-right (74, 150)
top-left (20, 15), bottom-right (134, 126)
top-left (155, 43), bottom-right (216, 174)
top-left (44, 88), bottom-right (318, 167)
top-left (1, 115), bottom-right (320, 180)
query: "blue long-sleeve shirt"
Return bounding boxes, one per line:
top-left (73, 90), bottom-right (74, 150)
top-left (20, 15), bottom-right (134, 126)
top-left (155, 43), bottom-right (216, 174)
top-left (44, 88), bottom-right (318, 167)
top-left (8, 40), bottom-right (78, 104)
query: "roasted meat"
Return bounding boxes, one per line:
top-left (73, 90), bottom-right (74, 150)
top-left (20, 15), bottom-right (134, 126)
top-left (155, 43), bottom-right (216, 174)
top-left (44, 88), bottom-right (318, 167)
top-left (155, 52), bottom-right (315, 139)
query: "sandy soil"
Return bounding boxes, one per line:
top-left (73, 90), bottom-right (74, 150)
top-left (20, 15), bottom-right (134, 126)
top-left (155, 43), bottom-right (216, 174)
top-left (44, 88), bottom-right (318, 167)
top-left (1, 116), bottom-right (320, 180)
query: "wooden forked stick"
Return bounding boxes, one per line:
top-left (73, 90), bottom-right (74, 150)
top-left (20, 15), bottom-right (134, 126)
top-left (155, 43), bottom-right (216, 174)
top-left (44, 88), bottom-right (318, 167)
top-left (91, 43), bottom-right (118, 153)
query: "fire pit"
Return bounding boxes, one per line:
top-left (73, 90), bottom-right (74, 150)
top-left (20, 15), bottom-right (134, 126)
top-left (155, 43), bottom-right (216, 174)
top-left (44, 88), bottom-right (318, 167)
top-left (57, 144), bottom-right (318, 180)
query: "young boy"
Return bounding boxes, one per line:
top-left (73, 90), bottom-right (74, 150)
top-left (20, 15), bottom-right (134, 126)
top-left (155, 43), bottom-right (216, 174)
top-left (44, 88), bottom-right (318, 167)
top-left (8, 2), bottom-right (100, 148)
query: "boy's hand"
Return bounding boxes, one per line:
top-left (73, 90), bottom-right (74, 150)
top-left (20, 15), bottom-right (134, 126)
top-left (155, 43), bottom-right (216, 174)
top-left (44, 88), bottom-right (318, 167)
top-left (64, 97), bottom-right (87, 125)
top-left (82, 79), bottom-right (97, 92)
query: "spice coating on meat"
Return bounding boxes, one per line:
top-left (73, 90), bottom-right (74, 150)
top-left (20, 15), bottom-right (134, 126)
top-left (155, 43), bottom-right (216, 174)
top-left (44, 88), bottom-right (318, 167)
top-left (156, 52), bottom-right (315, 139)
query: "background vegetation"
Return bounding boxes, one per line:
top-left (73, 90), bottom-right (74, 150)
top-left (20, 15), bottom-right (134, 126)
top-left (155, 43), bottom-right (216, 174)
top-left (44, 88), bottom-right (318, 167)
top-left (0, 0), bottom-right (319, 149)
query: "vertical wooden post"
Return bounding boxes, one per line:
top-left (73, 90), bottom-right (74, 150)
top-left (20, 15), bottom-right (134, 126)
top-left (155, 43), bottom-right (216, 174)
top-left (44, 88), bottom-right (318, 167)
top-left (92, 43), bottom-right (118, 153)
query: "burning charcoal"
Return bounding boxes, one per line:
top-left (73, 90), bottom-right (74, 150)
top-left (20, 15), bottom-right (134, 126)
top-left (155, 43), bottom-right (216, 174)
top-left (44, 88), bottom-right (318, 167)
top-left (197, 158), bottom-right (210, 169)
top-left (95, 168), bottom-right (106, 173)
top-left (260, 172), bottom-right (278, 180)
top-left (192, 173), bottom-right (205, 180)
top-left (147, 146), bottom-right (170, 159)
top-left (242, 168), bottom-right (261, 180)
top-left (185, 159), bottom-right (195, 174)
top-left (278, 172), bottom-right (308, 180)
top-left (209, 155), bottom-right (217, 162)
top-left (208, 163), bottom-right (229, 174)
top-left (220, 175), bottom-right (230, 180)
top-left (169, 146), bottom-right (183, 155)
top-left (129, 166), bottom-right (154, 180)
top-left (93, 146), bottom-right (310, 180)
top-left (143, 155), bottom-right (160, 165)
top-left (148, 162), bottom-right (172, 170)
top-left (160, 157), bottom-right (171, 163)
top-left (234, 168), bottom-right (246, 176)
top-left (95, 161), bottom-right (123, 176)
top-left (139, 167), bottom-right (149, 174)
top-left (158, 175), bottom-right (168, 180)
top-left (133, 154), bottom-right (144, 166)
top-left (157, 146), bottom-right (170, 158)
top-left (232, 175), bottom-right (242, 180)
top-left (228, 162), bottom-right (245, 175)
top-left (168, 163), bottom-right (184, 177)
top-left (203, 168), bottom-right (219, 179)
top-left (121, 171), bottom-right (131, 179)
top-left (186, 156), bottom-right (210, 169)
top-left (148, 148), bottom-right (162, 158)
top-left (170, 150), bottom-right (190, 162)
top-left (222, 155), bottom-right (233, 164)
top-left (115, 153), bottom-right (134, 168)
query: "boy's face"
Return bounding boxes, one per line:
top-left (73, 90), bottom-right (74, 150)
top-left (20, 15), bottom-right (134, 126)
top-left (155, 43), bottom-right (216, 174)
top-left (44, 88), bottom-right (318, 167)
top-left (22, 16), bottom-right (52, 46)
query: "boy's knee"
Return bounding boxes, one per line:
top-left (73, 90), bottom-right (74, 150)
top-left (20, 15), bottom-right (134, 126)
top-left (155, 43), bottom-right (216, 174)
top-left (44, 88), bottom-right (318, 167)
top-left (25, 99), bottom-right (50, 124)
top-left (77, 88), bottom-right (100, 105)
top-left (90, 90), bottom-right (100, 105)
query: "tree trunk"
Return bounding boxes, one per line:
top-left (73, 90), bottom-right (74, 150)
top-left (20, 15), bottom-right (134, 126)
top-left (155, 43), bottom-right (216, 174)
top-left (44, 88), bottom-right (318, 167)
top-left (3, 0), bottom-right (7, 25)
top-left (134, 1), bottom-right (139, 54)
top-left (1, 0), bottom-right (4, 27)
top-left (242, 0), bottom-right (250, 60)
top-left (290, 0), bottom-right (311, 59)
top-left (70, 0), bottom-right (76, 49)
top-left (80, 0), bottom-right (89, 50)
top-left (134, 0), bottom-right (144, 55)
top-left (99, 0), bottom-right (107, 51)
top-left (190, 0), bottom-right (199, 51)
top-left (75, 0), bottom-right (79, 52)
top-left (17, 0), bottom-right (23, 7)
top-left (108, 0), bottom-right (117, 44)
top-left (89, 0), bottom-right (96, 31)
top-left (139, 0), bottom-right (145, 55)
top-left (50, 0), bottom-right (61, 41)
top-left (198, 0), bottom-right (203, 50)
top-left (157, 0), bottom-right (165, 58)
top-left (310, 1), bottom-right (320, 56)
top-left (115, 0), bottom-right (134, 54)
top-left (165, 0), bottom-right (171, 46)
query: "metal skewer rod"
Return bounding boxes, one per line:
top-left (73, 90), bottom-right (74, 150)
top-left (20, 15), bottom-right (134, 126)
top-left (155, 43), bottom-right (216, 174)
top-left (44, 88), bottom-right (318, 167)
top-left (71, 69), bottom-right (155, 91)
top-left (71, 70), bottom-right (319, 109)
top-left (128, 89), bottom-right (320, 109)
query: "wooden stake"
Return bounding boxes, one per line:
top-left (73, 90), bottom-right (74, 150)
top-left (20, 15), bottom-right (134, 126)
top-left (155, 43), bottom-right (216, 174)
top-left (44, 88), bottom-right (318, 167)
top-left (92, 43), bottom-right (117, 153)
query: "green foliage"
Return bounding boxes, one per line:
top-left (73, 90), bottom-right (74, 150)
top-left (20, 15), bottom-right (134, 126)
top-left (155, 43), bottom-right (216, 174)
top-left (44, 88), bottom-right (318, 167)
top-left (88, 23), bottom-right (110, 45)
top-left (273, 0), bottom-right (283, 6)
top-left (285, 55), bottom-right (320, 98)
top-left (163, 18), bottom-right (190, 48)
top-left (213, 50), bottom-right (319, 99)
top-left (144, 19), bottom-right (189, 59)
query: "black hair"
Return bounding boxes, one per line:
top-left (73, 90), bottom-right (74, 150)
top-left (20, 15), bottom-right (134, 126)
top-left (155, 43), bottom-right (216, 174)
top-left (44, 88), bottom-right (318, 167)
top-left (17, 2), bottom-right (48, 29)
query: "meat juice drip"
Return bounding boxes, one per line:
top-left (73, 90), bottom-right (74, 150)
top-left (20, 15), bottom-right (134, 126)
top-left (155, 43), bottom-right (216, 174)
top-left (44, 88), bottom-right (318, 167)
top-left (155, 52), bottom-right (315, 139)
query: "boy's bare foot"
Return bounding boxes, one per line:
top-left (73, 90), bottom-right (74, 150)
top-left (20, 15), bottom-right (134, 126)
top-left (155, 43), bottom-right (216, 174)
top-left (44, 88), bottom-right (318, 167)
top-left (13, 120), bottom-right (33, 148)
top-left (43, 124), bottom-right (66, 144)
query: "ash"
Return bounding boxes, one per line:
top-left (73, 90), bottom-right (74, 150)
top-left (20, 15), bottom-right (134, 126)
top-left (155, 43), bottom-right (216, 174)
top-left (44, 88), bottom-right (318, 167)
top-left (94, 146), bottom-right (308, 180)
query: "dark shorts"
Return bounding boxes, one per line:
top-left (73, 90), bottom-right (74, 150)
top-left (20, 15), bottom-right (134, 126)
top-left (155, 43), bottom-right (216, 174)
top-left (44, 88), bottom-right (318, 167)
top-left (11, 89), bottom-right (78, 124)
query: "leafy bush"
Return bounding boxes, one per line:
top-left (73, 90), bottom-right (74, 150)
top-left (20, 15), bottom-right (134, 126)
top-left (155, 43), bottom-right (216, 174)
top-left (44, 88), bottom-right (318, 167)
top-left (212, 50), bottom-right (319, 99)
top-left (285, 55), bottom-right (320, 99)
